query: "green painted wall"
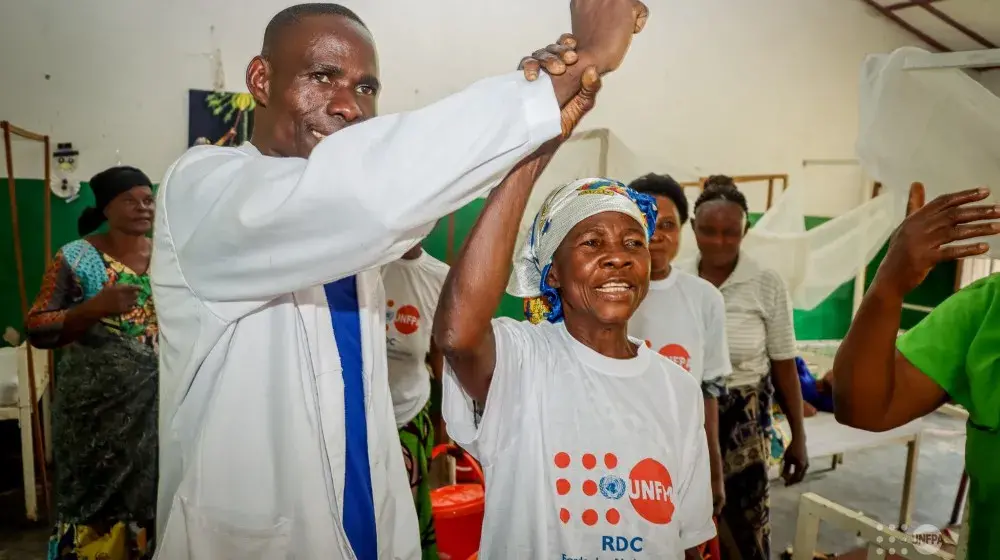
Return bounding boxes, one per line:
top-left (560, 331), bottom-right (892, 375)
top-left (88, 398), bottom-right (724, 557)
top-left (1, 182), bottom-right (955, 346)
top-left (1, 179), bottom-right (95, 344)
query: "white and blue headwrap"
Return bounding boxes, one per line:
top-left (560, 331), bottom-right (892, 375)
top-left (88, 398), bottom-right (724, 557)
top-left (506, 178), bottom-right (658, 324)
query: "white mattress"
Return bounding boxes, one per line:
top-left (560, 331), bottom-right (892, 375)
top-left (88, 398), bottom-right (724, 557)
top-left (798, 339), bottom-right (841, 376)
top-left (0, 346), bottom-right (50, 409)
top-left (0, 347), bottom-right (20, 407)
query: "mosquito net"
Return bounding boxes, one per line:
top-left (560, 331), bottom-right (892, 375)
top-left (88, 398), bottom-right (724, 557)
top-left (507, 46), bottom-right (998, 310)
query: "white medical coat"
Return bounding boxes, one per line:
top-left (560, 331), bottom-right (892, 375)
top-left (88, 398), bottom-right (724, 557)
top-left (150, 71), bottom-right (561, 559)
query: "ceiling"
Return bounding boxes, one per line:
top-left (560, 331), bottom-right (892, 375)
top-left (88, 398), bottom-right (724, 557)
top-left (859, 0), bottom-right (1000, 61)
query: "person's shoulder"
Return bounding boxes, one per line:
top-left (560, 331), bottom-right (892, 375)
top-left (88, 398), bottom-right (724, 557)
top-left (745, 263), bottom-right (789, 300)
top-left (648, 350), bottom-right (701, 396)
top-left (753, 265), bottom-right (785, 287)
top-left (57, 238), bottom-right (99, 262)
top-left (674, 257), bottom-right (698, 275)
top-left (962, 273), bottom-right (1000, 296)
top-left (675, 269), bottom-right (723, 299)
top-left (493, 315), bottom-right (549, 334)
top-left (920, 272), bottom-right (1000, 326)
top-left (161, 144), bottom-right (256, 188)
top-left (492, 316), bottom-right (563, 349)
top-left (173, 143), bottom-right (249, 168)
top-left (421, 253), bottom-right (451, 280)
top-left (58, 238), bottom-right (92, 254)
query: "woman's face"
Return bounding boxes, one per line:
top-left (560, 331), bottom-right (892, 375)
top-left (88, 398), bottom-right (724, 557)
top-left (105, 186), bottom-right (154, 235)
top-left (648, 194), bottom-right (682, 276)
top-left (548, 211), bottom-right (650, 327)
top-left (692, 199), bottom-right (745, 268)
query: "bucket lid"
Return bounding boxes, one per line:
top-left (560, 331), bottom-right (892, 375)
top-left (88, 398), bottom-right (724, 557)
top-left (430, 484), bottom-right (484, 517)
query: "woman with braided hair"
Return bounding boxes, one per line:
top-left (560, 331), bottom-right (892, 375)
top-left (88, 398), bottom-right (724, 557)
top-left (680, 175), bottom-right (809, 560)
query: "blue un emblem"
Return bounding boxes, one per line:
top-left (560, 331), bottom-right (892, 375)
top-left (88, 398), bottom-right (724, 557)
top-left (599, 475), bottom-right (627, 500)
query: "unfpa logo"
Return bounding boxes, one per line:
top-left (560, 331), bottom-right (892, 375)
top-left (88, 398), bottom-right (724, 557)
top-left (658, 343), bottom-right (692, 373)
top-left (553, 452), bottom-right (675, 527)
top-left (385, 300), bottom-right (421, 336)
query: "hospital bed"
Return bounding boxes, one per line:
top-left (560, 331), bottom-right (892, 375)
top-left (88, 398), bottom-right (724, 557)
top-left (0, 343), bottom-right (52, 521)
top-left (770, 340), bottom-right (924, 529)
top-left (792, 492), bottom-right (966, 560)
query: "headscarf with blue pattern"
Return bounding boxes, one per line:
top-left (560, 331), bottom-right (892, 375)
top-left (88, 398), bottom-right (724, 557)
top-left (506, 178), bottom-right (658, 324)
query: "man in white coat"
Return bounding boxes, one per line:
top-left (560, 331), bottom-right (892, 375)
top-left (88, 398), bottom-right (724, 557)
top-left (150, 2), bottom-right (648, 558)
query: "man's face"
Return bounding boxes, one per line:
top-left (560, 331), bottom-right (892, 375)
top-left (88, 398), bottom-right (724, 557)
top-left (249, 15), bottom-right (380, 158)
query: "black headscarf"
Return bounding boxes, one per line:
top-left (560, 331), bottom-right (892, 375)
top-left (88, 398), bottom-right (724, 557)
top-left (78, 166), bottom-right (152, 236)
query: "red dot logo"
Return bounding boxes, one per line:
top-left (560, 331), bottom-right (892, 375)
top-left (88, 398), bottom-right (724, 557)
top-left (556, 479), bottom-right (571, 495)
top-left (393, 305), bottom-right (420, 335)
top-left (604, 453), bottom-right (618, 469)
top-left (628, 458), bottom-right (675, 525)
top-left (554, 452), bottom-right (571, 469)
top-left (658, 343), bottom-right (691, 372)
top-left (606, 508), bottom-right (621, 525)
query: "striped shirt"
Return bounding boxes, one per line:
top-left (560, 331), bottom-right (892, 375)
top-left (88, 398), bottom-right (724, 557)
top-left (680, 253), bottom-right (797, 387)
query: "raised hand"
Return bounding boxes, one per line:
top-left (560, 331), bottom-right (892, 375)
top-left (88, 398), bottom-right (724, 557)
top-left (571, 0), bottom-right (649, 74)
top-left (521, 34), bottom-right (579, 82)
top-left (873, 182), bottom-right (1000, 299)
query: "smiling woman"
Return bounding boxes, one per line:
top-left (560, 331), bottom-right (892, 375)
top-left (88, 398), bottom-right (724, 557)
top-left (437, 168), bottom-right (717, 557)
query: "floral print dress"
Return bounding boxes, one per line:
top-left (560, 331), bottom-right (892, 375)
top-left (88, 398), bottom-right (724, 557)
top-left (26, 239), bottom-right (159, 560)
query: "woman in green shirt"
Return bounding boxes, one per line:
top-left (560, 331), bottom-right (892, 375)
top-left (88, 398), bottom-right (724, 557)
top-left (831, 182), bottom-right (1000, 559)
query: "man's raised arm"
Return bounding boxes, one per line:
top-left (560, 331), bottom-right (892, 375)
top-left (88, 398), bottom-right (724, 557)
top-left (160, 0), bottom-right (649, 305)
top-left (162, 71), bottom-right (562, 303)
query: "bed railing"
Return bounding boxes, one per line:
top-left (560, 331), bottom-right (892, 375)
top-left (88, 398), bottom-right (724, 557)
top-left (792, 492), bottom-right (966, 560)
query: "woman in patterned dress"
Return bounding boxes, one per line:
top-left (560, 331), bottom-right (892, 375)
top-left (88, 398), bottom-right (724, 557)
top-left (26, 166), bottom-right (159, 560)
top-left (685, 176), bottom-right (809, 560)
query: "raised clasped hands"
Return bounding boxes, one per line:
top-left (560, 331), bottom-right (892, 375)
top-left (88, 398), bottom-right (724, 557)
top-left (570, 0), bottom-right (649, 74)
top-left (517, 0), bottom-right (647, 135)
top-left (519, 0), bottom-right (648, 80)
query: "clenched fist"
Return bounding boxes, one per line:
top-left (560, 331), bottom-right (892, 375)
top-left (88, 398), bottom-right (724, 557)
top-left (571, 0), bottom-right (649, 74)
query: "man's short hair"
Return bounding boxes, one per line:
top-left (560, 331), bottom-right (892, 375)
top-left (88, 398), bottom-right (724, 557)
top-left (261, 3), bottom-right (367, 57)
top-left (628, 173), bottom-right (690, 224)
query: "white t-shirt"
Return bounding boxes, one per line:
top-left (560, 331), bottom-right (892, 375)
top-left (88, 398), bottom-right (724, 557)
top-left (381, 252), bottom-right (450, 427)
top-left (629, 269), bottom-right (732, 393)
top-left (679, 254), bottom-right (797, 387)
top-left (443, 318), bottom-right (715, 559)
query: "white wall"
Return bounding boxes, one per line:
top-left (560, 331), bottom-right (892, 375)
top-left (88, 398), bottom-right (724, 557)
top-left (0, 0), bottom-right (924, 216)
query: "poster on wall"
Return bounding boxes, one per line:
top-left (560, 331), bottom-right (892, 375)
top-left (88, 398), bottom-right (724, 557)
top-left (187, 89), bottom-right (256, 147)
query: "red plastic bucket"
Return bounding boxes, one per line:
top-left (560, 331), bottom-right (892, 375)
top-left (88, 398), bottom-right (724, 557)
top-left (431, 484), bottom-right (484, 560)
top-left (431, 444), bottom-right (485, 560)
